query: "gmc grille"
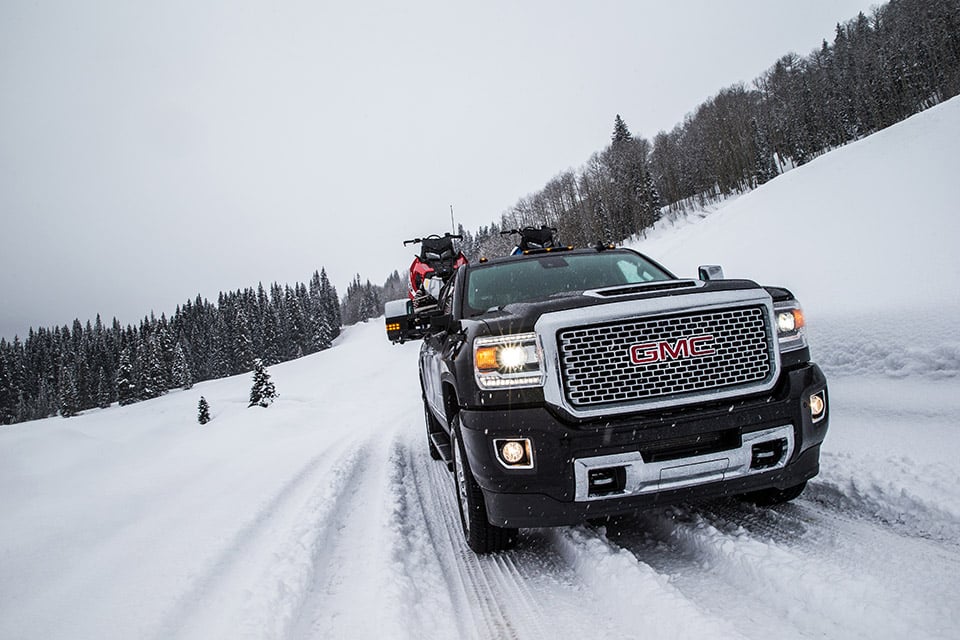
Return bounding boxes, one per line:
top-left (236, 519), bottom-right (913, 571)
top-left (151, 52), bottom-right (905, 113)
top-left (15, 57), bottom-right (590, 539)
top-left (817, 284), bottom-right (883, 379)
top-left (558, 306), bottom-right (773, 407)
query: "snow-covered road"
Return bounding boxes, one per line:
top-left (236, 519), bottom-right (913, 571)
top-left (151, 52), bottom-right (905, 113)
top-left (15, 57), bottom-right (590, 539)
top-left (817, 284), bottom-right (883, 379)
top-left (3, 320), bottom-right (958, 640)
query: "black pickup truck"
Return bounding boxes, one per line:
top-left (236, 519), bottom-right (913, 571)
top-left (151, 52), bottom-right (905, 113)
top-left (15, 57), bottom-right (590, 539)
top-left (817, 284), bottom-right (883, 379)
top-left (386, 245), bottom-right (829, 553)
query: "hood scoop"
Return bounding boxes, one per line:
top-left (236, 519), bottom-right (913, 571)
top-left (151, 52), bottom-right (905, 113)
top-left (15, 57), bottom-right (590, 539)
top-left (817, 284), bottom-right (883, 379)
top-left (585, 279), bottom-right (701, 298)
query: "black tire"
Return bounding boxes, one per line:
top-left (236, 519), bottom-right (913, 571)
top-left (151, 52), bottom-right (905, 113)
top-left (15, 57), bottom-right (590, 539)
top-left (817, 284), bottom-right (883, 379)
top-left (450, 415), bottom-right (517, 553)
top-left (742, 481), bottom-right (807, 506)
top-left (423, 401), bottom-right (442, 461)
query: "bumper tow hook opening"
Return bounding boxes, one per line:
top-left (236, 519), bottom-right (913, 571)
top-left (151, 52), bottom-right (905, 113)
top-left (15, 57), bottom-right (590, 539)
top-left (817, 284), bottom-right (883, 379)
top-left (588, 467), bottom-right (626, 497)
top-left (751, 438), bottom-right (787, 470)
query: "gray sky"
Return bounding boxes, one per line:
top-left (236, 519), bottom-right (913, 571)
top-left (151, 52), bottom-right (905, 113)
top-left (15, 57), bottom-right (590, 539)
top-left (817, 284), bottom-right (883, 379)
top-left (0, 0), bottom-right (873, 339)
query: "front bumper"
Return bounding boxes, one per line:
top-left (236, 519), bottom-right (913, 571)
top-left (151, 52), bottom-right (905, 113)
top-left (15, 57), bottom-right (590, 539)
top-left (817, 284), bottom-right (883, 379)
top-left (458, 363), bottom-right (828, 528)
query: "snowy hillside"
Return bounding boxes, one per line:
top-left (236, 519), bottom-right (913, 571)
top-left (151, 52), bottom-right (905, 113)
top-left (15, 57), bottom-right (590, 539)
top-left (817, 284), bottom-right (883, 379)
top-left (633, 96), bottom-right (960, 380)
top-left (3, 97), bottom-right (960, 640)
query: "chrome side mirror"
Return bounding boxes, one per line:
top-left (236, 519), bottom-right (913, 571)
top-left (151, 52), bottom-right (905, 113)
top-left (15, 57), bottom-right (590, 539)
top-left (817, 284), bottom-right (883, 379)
top-left (698, 265), bottom-right (724, 281)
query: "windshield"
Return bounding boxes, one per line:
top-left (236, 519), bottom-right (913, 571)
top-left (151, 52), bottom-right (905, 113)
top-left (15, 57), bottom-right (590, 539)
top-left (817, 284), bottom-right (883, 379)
top-left (464, 251), bottom-right (672, 314)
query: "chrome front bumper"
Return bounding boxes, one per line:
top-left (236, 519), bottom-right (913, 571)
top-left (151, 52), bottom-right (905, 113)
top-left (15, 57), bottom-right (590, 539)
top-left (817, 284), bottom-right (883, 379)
top-left (573, 425), bottom-right (796, 502)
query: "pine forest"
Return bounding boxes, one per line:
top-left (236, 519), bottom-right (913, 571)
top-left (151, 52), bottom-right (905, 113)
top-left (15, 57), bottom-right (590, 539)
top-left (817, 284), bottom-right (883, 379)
top-left (0, 270), bottom-right (341, 425)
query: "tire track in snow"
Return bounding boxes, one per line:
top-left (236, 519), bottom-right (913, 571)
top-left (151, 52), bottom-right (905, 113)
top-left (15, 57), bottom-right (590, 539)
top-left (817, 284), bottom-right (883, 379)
top-left (383, 439), bottom-right (463, 639)
top-left (612, 500), bottom-right (960, 640)
top-left (595, 511), bottom-right (819, 640)
top-left (287, 433), bottom-right (416, 639)
top-left (410, 442), bottom-right (532, 639)
top-left (400, 427), bottom-right (728, 640)
top-left (158, 434), bottom-right (369, 639)
top-left (805, 473), bottom-right (960, 544)
top-left (547, 526), bottom-right (749, 640)
top-left (400, 431), bottom-right (623, 640)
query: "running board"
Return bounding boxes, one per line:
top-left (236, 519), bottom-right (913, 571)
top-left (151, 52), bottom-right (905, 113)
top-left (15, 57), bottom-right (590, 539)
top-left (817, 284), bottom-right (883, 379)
top-left (430, 432), bottom-right (453, 470)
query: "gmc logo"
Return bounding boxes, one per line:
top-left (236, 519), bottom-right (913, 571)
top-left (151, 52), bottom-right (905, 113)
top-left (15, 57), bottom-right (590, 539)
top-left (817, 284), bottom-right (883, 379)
top-left (630, 335), bottom-right (716, 365)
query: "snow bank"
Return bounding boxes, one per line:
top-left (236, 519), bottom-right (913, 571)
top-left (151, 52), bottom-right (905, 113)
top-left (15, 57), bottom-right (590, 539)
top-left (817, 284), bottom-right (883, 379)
top-left (632, 96), bottom-right (960, 379)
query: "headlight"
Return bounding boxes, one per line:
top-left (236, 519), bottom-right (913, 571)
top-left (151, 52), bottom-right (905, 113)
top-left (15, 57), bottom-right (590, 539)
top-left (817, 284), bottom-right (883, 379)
top-left (774, 300), bottom-right (807, 352)
top-left (474, 333), bottom-right (544, 389)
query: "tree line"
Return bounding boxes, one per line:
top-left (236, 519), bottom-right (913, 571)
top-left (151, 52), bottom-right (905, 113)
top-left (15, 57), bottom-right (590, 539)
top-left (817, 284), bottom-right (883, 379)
top-left (0, 269), bottom-right (341, 425)
top-left (339, 271), bottom-right (408, 325)
top-left (455, 0), bottom-right (960, 256)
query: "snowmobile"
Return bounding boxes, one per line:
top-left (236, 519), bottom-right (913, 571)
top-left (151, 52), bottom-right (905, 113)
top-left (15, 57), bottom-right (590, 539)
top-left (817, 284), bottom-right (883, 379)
top-left (403, 233), bottom-right (468, 309)
top-left (385, 233), bottom-right (468, 344)
top-left (501, 226), bottom-right (559, 255)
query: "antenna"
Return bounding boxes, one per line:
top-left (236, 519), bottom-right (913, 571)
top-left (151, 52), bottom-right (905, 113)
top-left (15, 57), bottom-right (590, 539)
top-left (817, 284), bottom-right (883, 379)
top-left (450, 205), bottom-right (456, 235)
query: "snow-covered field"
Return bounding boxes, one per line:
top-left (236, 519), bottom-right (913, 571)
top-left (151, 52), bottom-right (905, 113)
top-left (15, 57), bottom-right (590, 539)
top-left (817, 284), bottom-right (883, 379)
top-left (3, 97), bottom-right (960, 640)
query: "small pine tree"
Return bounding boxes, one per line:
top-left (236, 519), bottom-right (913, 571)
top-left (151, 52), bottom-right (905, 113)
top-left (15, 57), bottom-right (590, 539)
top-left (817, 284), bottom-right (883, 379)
top-left (198, 396), bottom-right (211, 424)
top-left (248, 358), bottom-right (277, 408)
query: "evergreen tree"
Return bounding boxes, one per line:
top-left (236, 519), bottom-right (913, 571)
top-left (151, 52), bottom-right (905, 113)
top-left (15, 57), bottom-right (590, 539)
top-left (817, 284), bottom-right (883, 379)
top-left (140, 335), bottom-right (167, 400)
top-left (0, 350), bottom-right (15, 425)
top-left (116, 347), bottom-right (138, 406)
top-left (211, 312), bottom-right (232, 378)
top-left (197, 396), bottom-right (211, 424)
top-left (96, 367), bottom-right (112, 409)
top-left (172, 342), bottom-right (193, 390)
top-left (15, 392), bottom-right (29, 423)
top-left (233, 308), bottom-right (255, 373)
top-left (612, 114), bottom-right (632, 144)
top-left (58, 366), bottom-right (79, 418)
top-left (248, 358), bottom-right (278, 408)
top-left (262, 308), bottom-right (282, 365)
top-left (382, 270), bottom-right (407, 302)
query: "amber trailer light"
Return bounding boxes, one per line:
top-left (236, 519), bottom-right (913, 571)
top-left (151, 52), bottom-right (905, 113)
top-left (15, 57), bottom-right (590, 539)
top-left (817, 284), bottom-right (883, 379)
top-left (493, 438), bottom-right (534, 469)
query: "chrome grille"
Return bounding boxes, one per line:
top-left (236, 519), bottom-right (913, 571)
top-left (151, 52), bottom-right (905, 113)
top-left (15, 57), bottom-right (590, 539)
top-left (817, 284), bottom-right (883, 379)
top-left (558, 306), bottom-right (772, 407)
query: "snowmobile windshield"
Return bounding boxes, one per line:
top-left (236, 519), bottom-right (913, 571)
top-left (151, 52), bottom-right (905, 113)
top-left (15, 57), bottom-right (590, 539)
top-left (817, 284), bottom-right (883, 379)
top-left (519, 228), bottom-right (556, 251)
top-left (464, 251), bottom-right (672, 314)
top-left (420, 237), bottom-right (455, 261)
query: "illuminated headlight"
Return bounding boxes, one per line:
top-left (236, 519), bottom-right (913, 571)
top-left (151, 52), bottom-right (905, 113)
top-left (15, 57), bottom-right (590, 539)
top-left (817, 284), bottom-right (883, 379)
top-left (774, 300), bottom-right (808, 352)
top-left (474, 333), bottom-right (544, 389)
top-left (494, 438), bottom-right (534, 469)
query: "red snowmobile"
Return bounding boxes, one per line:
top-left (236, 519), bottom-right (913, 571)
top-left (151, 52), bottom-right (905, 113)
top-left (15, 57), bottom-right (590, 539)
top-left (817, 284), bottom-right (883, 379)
top-left (403, 234), bottom-right (468, 309)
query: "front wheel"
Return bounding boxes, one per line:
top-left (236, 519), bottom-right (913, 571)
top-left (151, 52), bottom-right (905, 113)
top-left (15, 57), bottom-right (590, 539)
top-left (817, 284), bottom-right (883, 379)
top-left (451, 415), bottom-right (517, 553)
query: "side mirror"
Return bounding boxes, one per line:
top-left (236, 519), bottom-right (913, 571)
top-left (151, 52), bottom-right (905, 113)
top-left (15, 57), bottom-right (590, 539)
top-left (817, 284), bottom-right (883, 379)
top-left (384, 298), bottom-right (422, 344)
top-left (384, 298), bottom-right (413, 318)
top-left (698, 265), bottom-right (724, 281)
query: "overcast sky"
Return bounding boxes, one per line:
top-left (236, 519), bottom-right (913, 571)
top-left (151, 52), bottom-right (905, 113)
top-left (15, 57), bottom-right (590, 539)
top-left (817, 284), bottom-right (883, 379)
top-left (0, 0), bottom-right (874, 340)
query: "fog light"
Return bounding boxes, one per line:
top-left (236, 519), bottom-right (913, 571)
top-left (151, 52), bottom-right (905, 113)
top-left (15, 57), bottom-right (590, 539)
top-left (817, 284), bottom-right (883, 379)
top-left (493, 438), bottom-right (533, 469)
top-left (810, 391), bottom-right (826, 423)
top-left (501, 441), bottom-right (525, 464)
